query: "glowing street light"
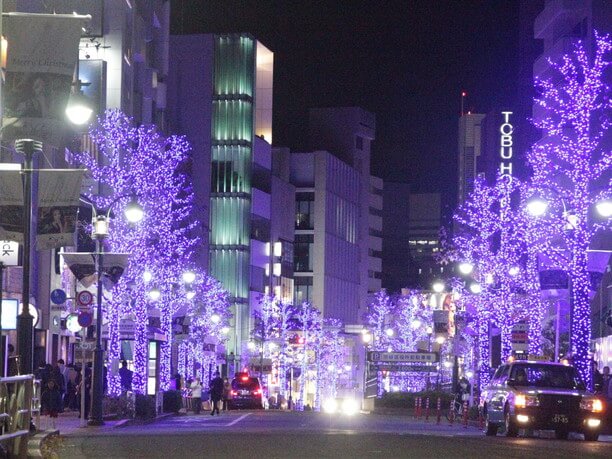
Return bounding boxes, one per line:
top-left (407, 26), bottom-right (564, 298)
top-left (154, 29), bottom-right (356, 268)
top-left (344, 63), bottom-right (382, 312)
top-left (526, 197), bottom-right (548, 217)
top-left (458, 262), bottom-right (474, 275)
top-left (432, 281), bottom-right (445, 293)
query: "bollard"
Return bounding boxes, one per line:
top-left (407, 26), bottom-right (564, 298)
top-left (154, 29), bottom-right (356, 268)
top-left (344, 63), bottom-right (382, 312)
top-left (479, 410), bottom-right (485, 430)
top-left (463, 401), bottom-right (469, 428)
top-left (414, 397), bottom-right (419, 419)
top-left (425, 397), bottom-right (430, 422)
top-left (448, 401), bottom-right (455, 426)
top-left (417, 396), bottom-right (422, 419)
top-left (436, 397), bottom-right (441, 425)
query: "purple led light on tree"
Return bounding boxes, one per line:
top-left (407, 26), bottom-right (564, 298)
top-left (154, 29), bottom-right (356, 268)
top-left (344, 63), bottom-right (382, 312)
top-left (527, 32), bottom-right (611, 387)
top-left (71, 110), bottom-right (205, 394)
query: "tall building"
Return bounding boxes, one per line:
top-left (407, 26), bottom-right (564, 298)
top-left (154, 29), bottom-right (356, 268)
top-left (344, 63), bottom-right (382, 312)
top-left (457, 113), bottom-right (486, 205)
top-left (407, 193), bottom-right (443, 289)
top-left (0, 0), bottom-right (171, 369)
top-left (168, 33), bottom-right (294, 362)
top-left (368, 176), bottom-right (384, 294)
top-left (288, 107), bottom-right (376, 325)
top-left (381, 182), bottom-right (411, 293)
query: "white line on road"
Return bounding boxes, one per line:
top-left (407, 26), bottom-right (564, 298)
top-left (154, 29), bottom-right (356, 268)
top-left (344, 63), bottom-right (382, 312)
top-left (226, 413), bottom-right (252, 427)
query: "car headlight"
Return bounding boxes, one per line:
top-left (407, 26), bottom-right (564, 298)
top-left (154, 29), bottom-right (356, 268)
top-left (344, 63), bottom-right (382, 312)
top-left (580, 397), bottom-right (604, 413)
top-left (341, 398), bottom-right (359, 416)
top-left (514, 394), bottom-right (539, 408)
top-left (323, 398), bottom-right (338, 414)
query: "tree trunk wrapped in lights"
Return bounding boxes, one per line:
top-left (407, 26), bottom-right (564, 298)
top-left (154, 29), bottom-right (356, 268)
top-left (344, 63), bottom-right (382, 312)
top-left (526, 32), bottom-right (611, 386)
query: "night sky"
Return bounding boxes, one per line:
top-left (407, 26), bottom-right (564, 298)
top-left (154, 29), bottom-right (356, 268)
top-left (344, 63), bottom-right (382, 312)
top-left (171, 0), bottom-right (524, 209)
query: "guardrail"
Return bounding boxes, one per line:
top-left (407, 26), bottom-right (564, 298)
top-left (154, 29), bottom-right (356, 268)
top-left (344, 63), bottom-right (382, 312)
top-left (0, 375), bottom-right (41, 458)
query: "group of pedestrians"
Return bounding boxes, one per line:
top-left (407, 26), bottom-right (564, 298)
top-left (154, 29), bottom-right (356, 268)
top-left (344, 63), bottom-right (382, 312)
top-left (188, 371), bottom-right (231, 415)
top-left (35, 359), bottom-right (92, 426)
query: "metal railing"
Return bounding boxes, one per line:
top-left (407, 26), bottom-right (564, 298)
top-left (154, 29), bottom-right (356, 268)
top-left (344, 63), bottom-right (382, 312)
top-left (0, 375), bottom-right (40, 458)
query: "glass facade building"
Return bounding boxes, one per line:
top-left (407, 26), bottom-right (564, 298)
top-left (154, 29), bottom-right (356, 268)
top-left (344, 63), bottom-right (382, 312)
top-left (210, 35), bottom-right (255, 351)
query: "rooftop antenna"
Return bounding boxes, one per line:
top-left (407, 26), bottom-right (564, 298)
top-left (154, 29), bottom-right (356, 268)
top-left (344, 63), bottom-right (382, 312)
top-left (461, 91), bottom-right (467, 116)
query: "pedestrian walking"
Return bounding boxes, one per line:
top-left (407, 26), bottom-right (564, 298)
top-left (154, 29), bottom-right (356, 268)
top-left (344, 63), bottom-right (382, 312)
top-left (190, 378), bottom-right (203, 414)
top-left (41, 379), bottom-right (62, 429)
top-left (210, 371), bottom-right (224, 416)
top-left (119, 360), bottom-right (133, 392)
top-left (222, 378), bottom-right (231, 411)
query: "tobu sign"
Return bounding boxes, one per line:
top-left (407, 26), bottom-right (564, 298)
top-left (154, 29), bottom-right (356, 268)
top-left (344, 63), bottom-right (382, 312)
top-left (499, 111), bottom-right (513, 178)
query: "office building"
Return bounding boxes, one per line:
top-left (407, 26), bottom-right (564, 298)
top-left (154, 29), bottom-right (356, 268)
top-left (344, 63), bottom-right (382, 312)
top-left (169, 33), bottom-right (294, 363)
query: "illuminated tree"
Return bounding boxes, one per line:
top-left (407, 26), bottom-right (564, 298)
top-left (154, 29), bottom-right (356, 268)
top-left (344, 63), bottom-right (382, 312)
top-left (364, 289), bottom-right (395, 350)
top-left (71, 110), bottom-right (203, 394)
top-left (295, 301), bottom-right (322, 408)
top-left (526, 32), bottom-right (611, 386)
top-left (317, 318), bottom-right (345, 403)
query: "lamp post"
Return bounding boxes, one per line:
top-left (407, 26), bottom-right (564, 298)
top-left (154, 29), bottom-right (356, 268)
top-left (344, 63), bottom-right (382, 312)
top-left (88, 196), bottom-right (143, 426)
top-left (15, 139), bottom-right (42, 375)
top-left (13, 76), bottom-right (93, 374)
top-left (526, 194), bottom-right (610, 385)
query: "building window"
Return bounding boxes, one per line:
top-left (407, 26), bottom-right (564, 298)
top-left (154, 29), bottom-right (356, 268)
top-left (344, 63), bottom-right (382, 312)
top-left (294, 234), bottom-right (313, 272)
top-left (355, 135), bottom-right (364, 150)
top-left (295, 192), bottom-right (314, 229)
top-left (294, 276), bottom-right (313, 305)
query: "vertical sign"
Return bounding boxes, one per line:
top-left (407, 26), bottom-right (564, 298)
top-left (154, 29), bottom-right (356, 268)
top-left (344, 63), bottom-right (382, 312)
top-left (499, 111), bottom-right (513, 178)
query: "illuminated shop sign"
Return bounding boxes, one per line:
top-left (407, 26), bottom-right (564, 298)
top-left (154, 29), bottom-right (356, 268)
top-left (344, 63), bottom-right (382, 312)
top-left (499, 111), bottom-right (513, 178)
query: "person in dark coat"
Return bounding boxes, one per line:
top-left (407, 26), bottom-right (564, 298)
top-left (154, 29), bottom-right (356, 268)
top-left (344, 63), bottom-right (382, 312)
top-left (41, 380), bottom-right (62, 428)
top-left (209, 371), bottom-right (224, 416)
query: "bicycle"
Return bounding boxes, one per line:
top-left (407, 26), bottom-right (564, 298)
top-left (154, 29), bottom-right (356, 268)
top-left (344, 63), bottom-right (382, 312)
top-left (445, 396), bottom-right (467, 422)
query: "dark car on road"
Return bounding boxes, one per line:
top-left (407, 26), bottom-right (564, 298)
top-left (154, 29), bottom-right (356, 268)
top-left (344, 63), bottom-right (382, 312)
top-left (479, 360), bottom-right (606, 441)
top-left (229, 372), bottom-right (264, 409)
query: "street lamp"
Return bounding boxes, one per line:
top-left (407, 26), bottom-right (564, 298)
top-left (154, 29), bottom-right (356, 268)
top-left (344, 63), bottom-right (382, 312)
top-left (458, 262), bottom-right (474, 275)
top-left (88, 195), bottom-right (143, 426)
top-left (14, 140), bottom-right (43, 375)
top-left (432, 281), bottom-right (445, 293)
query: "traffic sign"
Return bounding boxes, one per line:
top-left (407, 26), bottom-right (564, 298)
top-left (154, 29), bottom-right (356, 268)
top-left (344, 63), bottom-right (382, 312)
top-left (50, 289), bottom-right (67, 305)
top-left (367, 351), bottom-right (438, 363)
top-left (77, 310), bottom-right (93, 328)
top-left (76, 290), bottom-right (93, 307)
top-left (74, 341), bottom-right (96, 361)
top-left (371, 364), bottom-right (438, 373)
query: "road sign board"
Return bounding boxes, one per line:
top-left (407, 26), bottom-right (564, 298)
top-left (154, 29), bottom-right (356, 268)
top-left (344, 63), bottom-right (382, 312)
top-left (78, 310), bottom-right (93, 328)
top-left (50, 289), bottom-right (67, 305)
top-left (371, 364), bottom-right (438, 373)
top-left (367, 351), bottom-right (438, 363)
top-left (77, 290), bottom-right (93, 307)
top-left (74, 341), bottom-right (96, 361)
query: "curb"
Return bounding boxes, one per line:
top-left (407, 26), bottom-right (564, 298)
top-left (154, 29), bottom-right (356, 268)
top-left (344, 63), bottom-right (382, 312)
top-left (120, 412), bottom-right (174, 427)
top-left (27, 429), bottom-right (59, 458)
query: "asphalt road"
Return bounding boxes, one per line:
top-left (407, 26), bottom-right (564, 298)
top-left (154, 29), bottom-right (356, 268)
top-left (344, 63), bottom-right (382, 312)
top-left (57, 410), bottom-right (612, 459)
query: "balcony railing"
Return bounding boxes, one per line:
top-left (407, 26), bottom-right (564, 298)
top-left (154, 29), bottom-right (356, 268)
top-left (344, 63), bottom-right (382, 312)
top-left (0, 374), bottom-right (41, 458)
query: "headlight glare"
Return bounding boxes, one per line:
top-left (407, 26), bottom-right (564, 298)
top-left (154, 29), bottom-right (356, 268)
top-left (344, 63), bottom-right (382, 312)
top-left (514, 393), bottom-right (539, 408)
top-left (580, 397), bottom-right (604, 413)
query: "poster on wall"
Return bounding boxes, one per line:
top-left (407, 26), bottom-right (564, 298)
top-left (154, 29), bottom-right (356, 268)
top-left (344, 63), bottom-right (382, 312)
top-left (36, 170), bottom-right (84, 250)
top-left (0, 170), bottom-right (24, 242)
top-left (1, 13), bottom-right (89, 146)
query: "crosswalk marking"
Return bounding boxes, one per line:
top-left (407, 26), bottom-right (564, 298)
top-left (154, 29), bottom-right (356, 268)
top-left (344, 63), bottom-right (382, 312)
top-left (226, 413), bottom-right (252, 427)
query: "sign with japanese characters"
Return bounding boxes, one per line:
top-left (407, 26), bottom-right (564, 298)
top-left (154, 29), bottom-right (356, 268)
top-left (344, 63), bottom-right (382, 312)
top-left (367, 351), bottom-right (438, 363)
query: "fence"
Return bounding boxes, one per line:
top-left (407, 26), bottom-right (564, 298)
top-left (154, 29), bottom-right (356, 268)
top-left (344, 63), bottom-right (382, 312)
top-left (0, 375), bottom-right (41, 458)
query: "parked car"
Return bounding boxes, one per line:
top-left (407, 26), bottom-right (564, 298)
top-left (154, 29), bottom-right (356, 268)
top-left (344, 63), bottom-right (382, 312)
top-left (228, 372), bottom-right (264, 409)
top-left (479, 360), bottom-right (605, 441)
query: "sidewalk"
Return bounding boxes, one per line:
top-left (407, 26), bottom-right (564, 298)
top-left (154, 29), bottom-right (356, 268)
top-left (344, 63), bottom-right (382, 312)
top-left (38, 411), bottom-right (129, 436)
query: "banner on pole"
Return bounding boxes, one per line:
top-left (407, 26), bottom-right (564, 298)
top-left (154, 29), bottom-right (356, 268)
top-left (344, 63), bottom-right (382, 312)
top-left (36, 169), bottom-right (84, 250)
top-left (0, 170), bottom-right (24, 242)
top-left (1, 13), bottom-right (90, 146)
